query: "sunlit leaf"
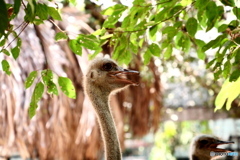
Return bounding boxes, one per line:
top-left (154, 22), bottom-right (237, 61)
top-left (164, 45), bottom-right (172, 60)
top-left (215, 78), bottom-right (240, 111)
top-left (25, 71), bottom-right (38, 89)
top-left (58, 77), bottom-right (76, 99)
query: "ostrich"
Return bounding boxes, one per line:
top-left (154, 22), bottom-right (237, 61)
top-left (190, 134), bottom-right (234, 160)
top-left (84, 57), bottom-right (139, 160)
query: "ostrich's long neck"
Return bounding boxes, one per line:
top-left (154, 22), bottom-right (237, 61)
top-left (87, 87), bottom-right (121, 160)
top-left (191, 153), bottom-right (212, 160)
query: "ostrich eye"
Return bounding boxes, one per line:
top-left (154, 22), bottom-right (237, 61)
top-left (199, 140), bottom-right (208, 144)
top-left (102, 63), bottom-right (113, 71)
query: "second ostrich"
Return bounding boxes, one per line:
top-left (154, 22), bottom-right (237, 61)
top-left (190, 135), bottom-right (234, 160)
top-left (84, 57), bottom-right (139, 160)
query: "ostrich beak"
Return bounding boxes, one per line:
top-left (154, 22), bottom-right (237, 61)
top-left (108, 68), bottom-right (139, 85)
top-left (207, 140), bottom-right (234, 152)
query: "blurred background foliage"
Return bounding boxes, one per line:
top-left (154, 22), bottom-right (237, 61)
top-left (0, 0), bottom-right (240, 159)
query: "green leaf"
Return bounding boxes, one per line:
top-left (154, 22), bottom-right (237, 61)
top-left (202, 35), bottom-right (226, 52)
top-left (0, 0), bottom-right (9, 34)
top-left (0, 38), bottom-right (6, 46)
top-left (58, 77), bottom-right (76, 99)
top-left (24, 2), bottom-right (36, 22)
top-left (223, 60), bottom-right (231, 78)
top-left (47, 81), bottom-right (58, 95)
top-left (31, 82), bottom-right (44, 103)
top-left (14, 0), bottom-right (21, 14)
top-left (48, 7), bottom-right (62, 21)
top-left (164, 45), bottom-right (172, 60)
top-left (25, 71), bottom-right (38, 89)
top-left (186, 17), bottom-right (198, 37)
top-left (148, 43), bottom-right (161, 56)
top-left (229, 70), bottom-right (240, 82)
top-left (233, 7), bottom-right (240, 19)
top-left (1, 60), bottom-right (11, 75)
top-left (55, 32), bottom-right (68, 41)
top-left (29, 82), bottom-right (44, 118)
top-left (69, 39), bottom-right (82, 55)
top-left (143, 49), bottom-right (151, 65)
top-left (2, 49), bottom-right (10, 56)
top-left (11, 46), bottom-right (20, 60)
top-left (162, 26), bottom-right (177, 40)
top-left (206, 58), bottom-right (216, 69)
top-left (102, 4), bottom-right (127, 16)
top-left (28, 102), bottom-right (37, 118)
top-left (220, 0), bottom-right (235, 7)
top-left (215, 78), bottom-right (240, 111)
top-left (195, 39), bottom-right (206, 60)
top-left (41, 70), bottom-right (53, 85)
top-left (218, 24), bottom-right (228, 32)
top-left (195, 0), bottom-right (210, 10)
top-left (36, 3), bottom-right (48, 20)
top-left (78, 34), bottom-right (101, 50)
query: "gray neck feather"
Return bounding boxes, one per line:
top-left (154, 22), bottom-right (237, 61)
top-left (87, 86), bottom-right (122, 160)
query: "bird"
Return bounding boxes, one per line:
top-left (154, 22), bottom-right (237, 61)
top-left (84, 57), bottom-right (139, 160)
top-left (189, 134), bottom-right (234, 160)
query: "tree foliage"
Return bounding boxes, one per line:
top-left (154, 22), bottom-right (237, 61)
top-left (0, 0), bottom-right (240, 117)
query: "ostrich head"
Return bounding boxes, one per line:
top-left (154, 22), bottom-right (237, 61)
top-left (85, 57), bottom-right (139, 93)
top-left (190, 135), bottom-right (234, 160)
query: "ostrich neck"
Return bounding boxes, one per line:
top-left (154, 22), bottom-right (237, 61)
top-left (191, 154), bottom-right (212, 160)
top-left (87, 86), bottom-right (121, 160)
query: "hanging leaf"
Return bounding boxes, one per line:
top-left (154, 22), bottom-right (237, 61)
top-left (164, 45), bottom-right (172, 60)
top-left (143, 49), bottom-right (151, 65)
top-left (31, 82), bottom-right (44, 103)
top-left (41, 69), bottom-right (53, 85)
top-left (215, 78), bottom-right (240, 111)
top-left (0, 0), bottom-right (9, 34)
top-left (1, 60), bottom-right (11, 75)
top-left (148, 43), bottom-right (161, 56)
top-left (58, 77), bottom-right (76, 99)
top-left (55, 32), bottom-right (68, 41)
top-left (233, 7), bottom-right (240, 19)
top-left (186, 17), bottom-right (198, 37)
top-left (28, 102), bottom-right (37, 118)
top-left (13, 0), bottom-right (21, 14)
top-left (36, 3), bottom-right (48, 20)
top-left (2, 49), bottom-right (10, 56)
top-left (25, 71), bottom-right (38, 89)
top-left (48, 7), bottom-right (62, 20)
top-left (69, 39), bottom-right (82, 56)
top-left (229, 70), bottom-right (240, 82)
top-left (11, 46), bottom-right (20, 60)
top-left (78, 34), bottom-right (101, 50)
top-left (47, 81), bottom-right (58, 95)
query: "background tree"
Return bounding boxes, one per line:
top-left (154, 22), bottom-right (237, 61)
top-left (0, 0), bottom-right (239, 159)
